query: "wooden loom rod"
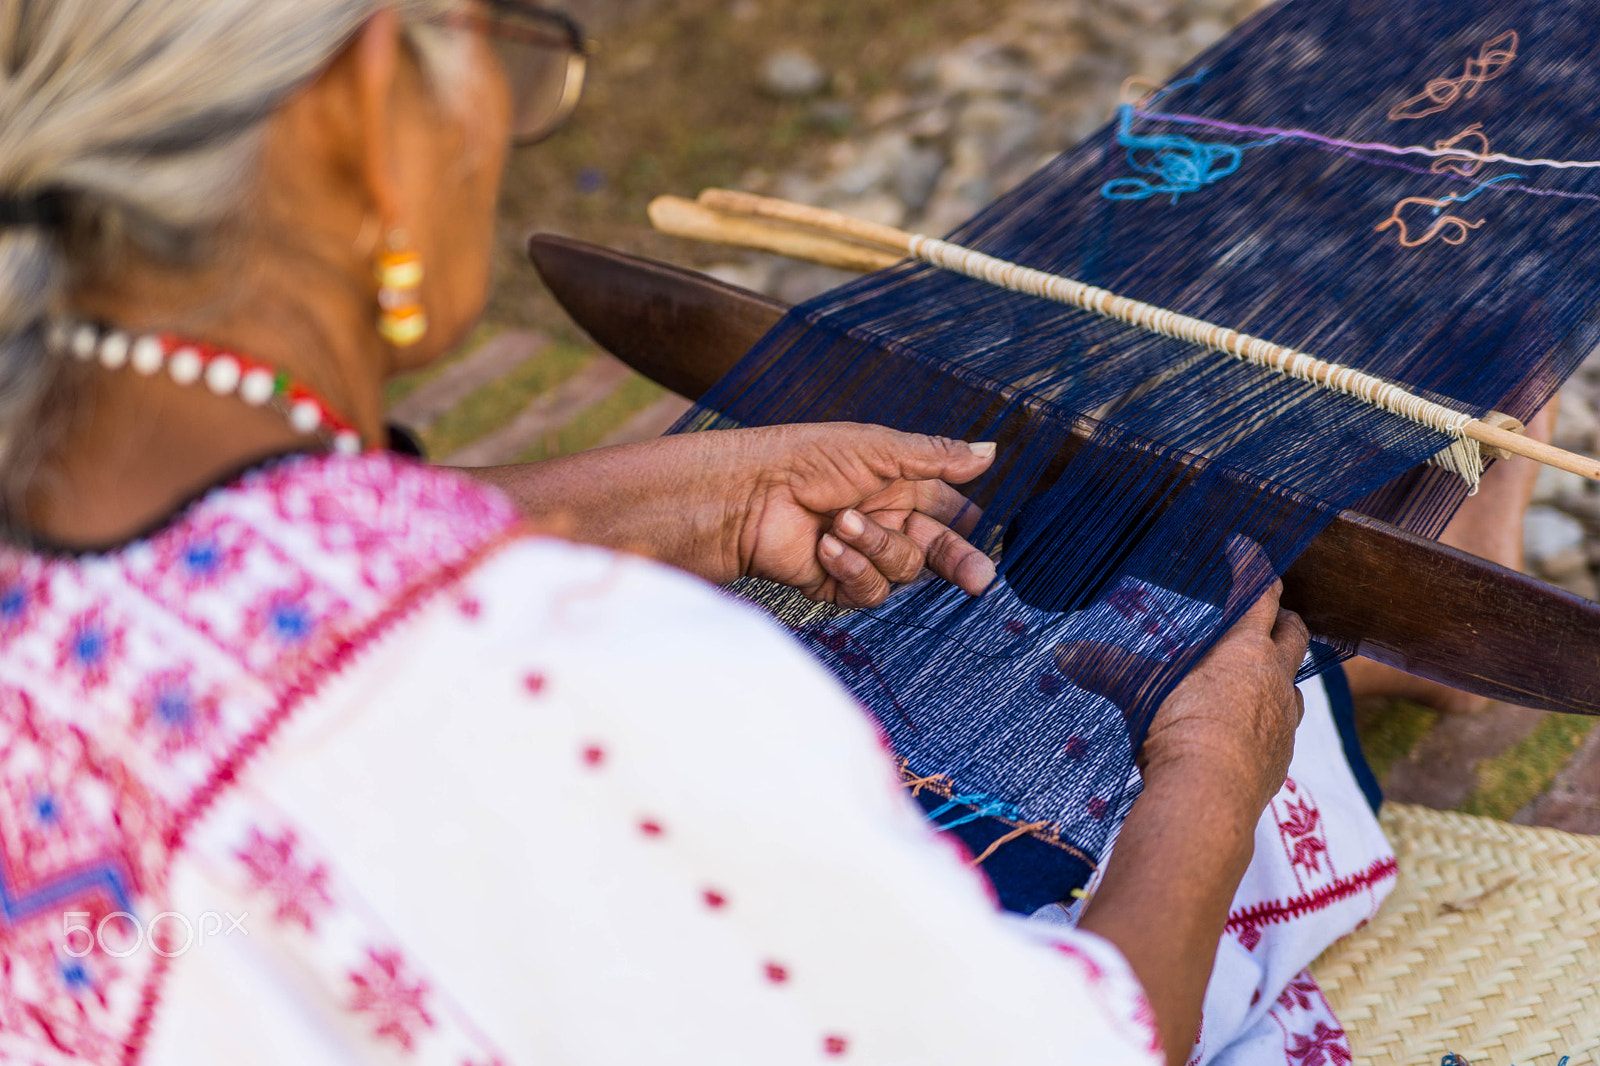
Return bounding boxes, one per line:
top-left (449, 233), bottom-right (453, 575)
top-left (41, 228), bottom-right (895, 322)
top-left (665, 188), bottom-right (1600, 485)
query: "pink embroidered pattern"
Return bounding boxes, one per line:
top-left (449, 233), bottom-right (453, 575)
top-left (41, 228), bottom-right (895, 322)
top-left (236, 827), bottom-right (334, 933)
top-left (1103, 582), bottom-right (1184, 659)
top-left (1268, 971), bottom-right (1352, 1066)
top-left (0, 453), bottom-right (520, 1064)
top-left (1272, 779), bottom-right (1335, 892)
top-left (348, 947), bottom-right (436, 1051)
top-left (1226, 857), bottom-right (1399, 939)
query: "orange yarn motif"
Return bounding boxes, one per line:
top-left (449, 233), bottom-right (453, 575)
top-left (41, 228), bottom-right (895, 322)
top-left (1429, 123), bottom-right (1493, 177)
top-left (1374, 196), bottom-right (1486, 247)
top-left (1388, 30), bottom-right (1519, 121)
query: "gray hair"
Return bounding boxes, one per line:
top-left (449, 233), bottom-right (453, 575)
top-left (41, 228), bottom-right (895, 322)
top-left (0, 0), bottom-right (460, 529)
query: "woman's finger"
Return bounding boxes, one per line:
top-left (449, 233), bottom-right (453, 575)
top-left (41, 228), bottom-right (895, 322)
top-left (904, 512), bottom-right (996, 596)
top-left (1223, 535), bottom-right (1283, 636)
top-left (1271, 607), bottom-right (1311, 676)
top-left (912, 479), bottom-right (985, 537)
top-left (818, 533), bottom-right (893, 607)
top-left (864, 429), bottom-right (998, 487)
top-left (832, 509), bottom-right (925, 585)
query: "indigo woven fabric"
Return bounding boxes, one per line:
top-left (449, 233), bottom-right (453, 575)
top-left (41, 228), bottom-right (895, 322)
top-left (677, 0), bottom-right (1595, 906)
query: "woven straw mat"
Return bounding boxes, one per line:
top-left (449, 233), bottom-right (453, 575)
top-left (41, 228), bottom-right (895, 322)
top-left (1310, 803), bottom-right (1600, 1066)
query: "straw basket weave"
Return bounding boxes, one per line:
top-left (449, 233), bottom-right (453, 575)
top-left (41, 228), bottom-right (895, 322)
top-left (1311, 803), bottom-right (1600, 1066)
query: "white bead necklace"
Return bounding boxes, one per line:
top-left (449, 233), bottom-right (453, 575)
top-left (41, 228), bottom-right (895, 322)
top-left (48, 321), bottom-right (364, 456)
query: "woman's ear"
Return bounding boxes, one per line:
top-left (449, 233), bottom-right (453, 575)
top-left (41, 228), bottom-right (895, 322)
top-left (350, 9), bottom-right (405, 226)
top-left (276, 8), bottom-right (406, 227)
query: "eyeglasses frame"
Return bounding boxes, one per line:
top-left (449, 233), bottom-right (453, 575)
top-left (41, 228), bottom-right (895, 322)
top-left (444, 1), bottom-right (592, 145)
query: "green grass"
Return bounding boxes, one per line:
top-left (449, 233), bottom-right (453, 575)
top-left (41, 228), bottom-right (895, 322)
top-left (1355, 698), bottom-right (1439, 784)
top-left (418, 338), bottom-right (594, 459)
top-left (1461, 713), bottom-right (1598, 820)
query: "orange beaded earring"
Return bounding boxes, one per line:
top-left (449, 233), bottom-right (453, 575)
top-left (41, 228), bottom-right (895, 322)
top-left (375, 231), bottom-right (427, 346)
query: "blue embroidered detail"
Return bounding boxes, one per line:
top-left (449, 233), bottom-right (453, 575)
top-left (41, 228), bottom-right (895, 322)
top-left (32, 793), bottom-right (58, 825)
top-left (153, 685), bottom-right (191, 727)
top-left (0, 584), bottom-right (25, 622)
top-left (70, 625), bottom-right (107, 668)
top-left (58, 960), bottom-right (90, 990)
top-left (0, 860), bottom-right (135, 924)
top-left (181, 539), bottom-right (223, 578)
top-left (1430, 172), bottom-right (1525, 212)
top-left (269, 602), bottom-right (313, 644)
top-left (1099, 72), bottom-right (1281, 203)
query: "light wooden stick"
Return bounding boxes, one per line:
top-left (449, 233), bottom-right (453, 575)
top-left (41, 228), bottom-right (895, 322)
top-left (670, 188), bottom-right (1600, 486)
top-left (648, 196), bottom-right (902, 273)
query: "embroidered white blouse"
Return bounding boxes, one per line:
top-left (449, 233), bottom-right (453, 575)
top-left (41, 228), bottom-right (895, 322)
top-left (0, 453), bottom-right (1390, 1065)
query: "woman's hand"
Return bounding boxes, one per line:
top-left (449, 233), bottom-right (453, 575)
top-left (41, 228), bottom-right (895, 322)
top-left (1137, 538), bottom-right (1309, 809)
top-left (1076, 540), bottom-right (1309, 1066)
top-left (466, 422), bottom-right (998, 604)
top-left (728, 423), bottom-right (997, 607)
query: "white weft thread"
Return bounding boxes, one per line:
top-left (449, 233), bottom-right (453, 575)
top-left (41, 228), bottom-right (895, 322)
top-left (907, 234), bottom-right (1485, 490)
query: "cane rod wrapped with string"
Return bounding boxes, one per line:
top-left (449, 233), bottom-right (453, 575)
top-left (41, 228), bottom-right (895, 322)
top-left (650, 190), bottom-right (1600, 490)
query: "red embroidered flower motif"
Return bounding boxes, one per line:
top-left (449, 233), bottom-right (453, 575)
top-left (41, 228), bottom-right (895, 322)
top-left (1236, 925), bottom-right (1262, 951)
top-left (236, 827), bottom-right (334, 932)
top-left (348, 948), bottom-right (435, 1051)
top-left (1279, 797), bottom-right (1329, 873)
top-left (132, 669), bottom-right (221, 757)
top-left (1277, 974), bottom-right (1319, 1012)
top-left (1278, 797), bottom-right (1320, 839)
top-left (1285, 1021), bottom-right (1351, 1066)
top-left (1289, 834), bottom-right (1330, 873)
top-left (1104, 583), bottom-right (1183, 656)
top-left (1104, 584), bottom-right (1152, 620)
top-left (55, 609), bottom-right (125, 691)
top-left (823, 1034), bottom-right (849, 1056)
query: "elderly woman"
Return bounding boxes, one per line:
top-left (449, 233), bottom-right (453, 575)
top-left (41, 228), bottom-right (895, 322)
top-left (0, 1), bottom-right (1451, 1063)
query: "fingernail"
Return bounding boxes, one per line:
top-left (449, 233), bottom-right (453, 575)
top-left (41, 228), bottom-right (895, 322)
top-left (837, 509), bottom-right (865, 537)
top-left (819, 534), bottom-right (844, 560)
top-left (969, 441), bottom-right (997, 458)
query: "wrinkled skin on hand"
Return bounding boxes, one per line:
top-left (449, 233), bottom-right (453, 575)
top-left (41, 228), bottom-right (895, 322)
top-left (721, 423), bottom-right (999, 608)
